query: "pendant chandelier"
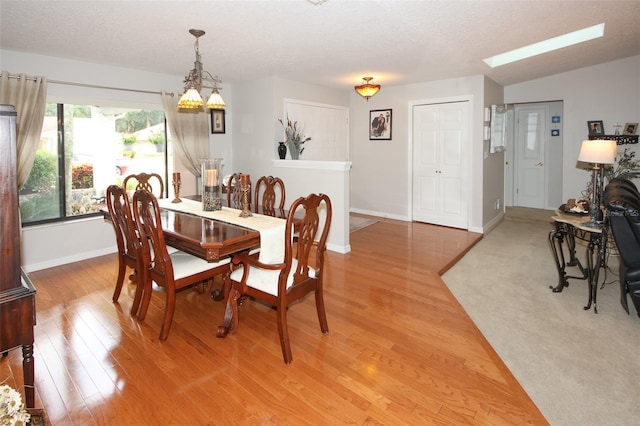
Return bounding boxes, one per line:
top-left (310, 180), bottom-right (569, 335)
top-left (177, 29), bottom-right (226, 110)
top-left (354, 76), bottom-right (380, 101)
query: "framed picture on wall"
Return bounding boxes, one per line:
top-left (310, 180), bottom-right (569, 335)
top-left (369, 109), bottom-right (392, 140)
top-left (211, 109), bottom-right (225, 134)
top-left (587, 120), bottom-right (604, 136)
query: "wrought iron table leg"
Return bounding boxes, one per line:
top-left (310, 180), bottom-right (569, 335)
top-left (549, 229), bottom-right (569, 292)
top-left (584, 236), bottom-right (604, 313)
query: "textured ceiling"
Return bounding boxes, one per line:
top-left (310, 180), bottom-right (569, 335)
top-left (1, 0), bottom-right (639, 91)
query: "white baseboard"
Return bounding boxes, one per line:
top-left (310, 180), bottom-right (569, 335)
top-left (350, 208), bottom-right (409, 221)
top-left (328, 242), bottom-right (351, 254)
top-left (23, 246), bottom-right (117, 273)
top-left (482, 211), bottom-right (505, 234)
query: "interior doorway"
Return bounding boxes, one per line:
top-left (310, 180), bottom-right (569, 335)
top-left (505, 101), bottom-right (563, 210)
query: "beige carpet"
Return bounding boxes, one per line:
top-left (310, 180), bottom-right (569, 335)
top-left (442, 207), bottom-right (640, 426)
top-left (349, 215), bottom-right (377, 233)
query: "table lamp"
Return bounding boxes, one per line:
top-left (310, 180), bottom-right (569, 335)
top-left (577, 139), bottom-right (617, 228)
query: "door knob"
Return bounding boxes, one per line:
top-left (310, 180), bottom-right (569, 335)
top-left (536, 162), bottom-right (544, 166)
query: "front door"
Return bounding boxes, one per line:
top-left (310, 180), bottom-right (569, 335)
top-left (515, 105), bottom-right (548, 209)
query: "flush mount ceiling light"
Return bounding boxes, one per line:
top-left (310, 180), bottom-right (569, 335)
top-left (483, 23), bottom-right (605, 68)
top-left (354, 77), bottom-right (380, 101)
top-left (177, 29), bottom-right (226, 110)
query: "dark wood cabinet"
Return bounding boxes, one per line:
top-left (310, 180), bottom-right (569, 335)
top-left (0, 104), bottom-right (36, 409)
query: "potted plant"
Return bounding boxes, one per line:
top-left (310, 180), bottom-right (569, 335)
top-left (148, 131), bottom-right (165, 153)
top-left (278, 115), bottom-right (311, 160)
top-left (604, 146), bottom-right (640, 182)
top-left (121, 133), bottom-right (138, 151)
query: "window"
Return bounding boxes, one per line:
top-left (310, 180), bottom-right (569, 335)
top-left (19, 103), bottom-right (167, 225)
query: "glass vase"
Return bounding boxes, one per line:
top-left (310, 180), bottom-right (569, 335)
top-left (201, 158), bottom-right (223, 211)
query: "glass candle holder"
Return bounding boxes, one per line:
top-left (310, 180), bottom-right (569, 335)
top-left (201, 158), bottom-right (223, 211)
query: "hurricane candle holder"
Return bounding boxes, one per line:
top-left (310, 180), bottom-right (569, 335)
top-left (171, 172), bottom-right (182, 203)
top-left (201, 158), bottom-right (223, 211)
top-left (239, 173), bottom-right (253, 217)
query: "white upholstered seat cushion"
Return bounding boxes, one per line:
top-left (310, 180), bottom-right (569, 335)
top-left (229, 258), bottom-right (316, 296)
top-left (168, 250), bottom-right (231, 280)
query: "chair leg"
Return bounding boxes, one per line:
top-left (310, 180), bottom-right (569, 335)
top-left (276, 305), bottom-right (293, 364)
top-left (113, 257), bottom-right (127, 302)
top-left (315, 287), bottom-right (329, 335)
top-left (137, 276), bottom-right (153, 322)
top-left (159, 290), bottom-right (177, 341)
top-left (130, 269), bottom-right (144, 317)
top-left (217, 287), bottom-right (241, 337)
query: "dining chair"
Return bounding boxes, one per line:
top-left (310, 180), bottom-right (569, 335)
top-left (254, 175), bottom-right (286, 217)
top-left (217, 193), bottom-right (332, 364)
top-left (132, 189), bottom-right (232, 341)
top-left (123, 172), bottom-right (165, 199)
top-left (105, 184), bottom-right (146, 316)
top-left (226, 172), bottom-right (245, 209)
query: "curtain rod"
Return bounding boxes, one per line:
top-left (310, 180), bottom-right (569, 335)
top-left (2, 72), bottom-right (172, 96)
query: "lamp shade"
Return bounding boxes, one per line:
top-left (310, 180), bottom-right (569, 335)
top-left (205, 90), bottom-right (226, 109)
top-left (354, 77), bottom-right (380, 100)
top-left (577, 139), bottom-right (617, 164)
top-left (178, 87), bottom-right (204, 109)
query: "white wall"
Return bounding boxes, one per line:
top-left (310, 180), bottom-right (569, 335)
top-left (8, 47), bottom-right (638, 270)
top-left (482, 77), bottom-right (506, 230)
top-left (231, 76), bottom-right (352, 253)
top-left (349, 75), bottom-right (488, 232)
top-left (505, 55), bottom-right (640, 201)
top-left (1, 49), bottom-right (230, 270)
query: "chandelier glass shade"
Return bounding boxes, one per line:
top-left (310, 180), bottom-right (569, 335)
top-left (354, 76), bottom-right (380, 100)
top-left (177, 29), bottom-right (226, 110)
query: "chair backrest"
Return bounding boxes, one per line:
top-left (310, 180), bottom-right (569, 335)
top-left (123, 172), bottom-right (164, 199)
top-left (227, 172), bottom-right (248, 209)
top-left (604, 181), bottom-right (640, 270)
top-left (106, 184), bottom-right (141, 264)
top-left (132, 189), bottom-right (175, 282)
top-left (283, 193), bottom-right (332, 288)
top-left (254, 175), bottom-right (286, 216)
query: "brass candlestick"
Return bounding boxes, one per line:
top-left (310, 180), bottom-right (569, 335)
top-left (171, 179), bottom-right (182, 203)
top-left (239, 184), bottom-right (252, 217)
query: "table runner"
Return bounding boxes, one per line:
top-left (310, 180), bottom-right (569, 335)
top-left (157, 198), bottom-right (285, 263)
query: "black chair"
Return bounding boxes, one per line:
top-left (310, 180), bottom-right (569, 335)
top-left (604, 179), bottom-right (640, 316)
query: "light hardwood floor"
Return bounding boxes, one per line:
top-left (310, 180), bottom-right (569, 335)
top-left (2, 218), bottom-right (549, 425)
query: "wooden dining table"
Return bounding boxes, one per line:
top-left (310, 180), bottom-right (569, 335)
top-left (159, 208), bottom-right (260, 262)
top-left (103, 196), bottom-right (288, 264)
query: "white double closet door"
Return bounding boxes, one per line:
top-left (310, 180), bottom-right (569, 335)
top-left (412, 101), bottom-right (469, 229)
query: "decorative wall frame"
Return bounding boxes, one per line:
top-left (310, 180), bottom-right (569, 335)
top-left (623, 122), bottom-right (638, 135)
top-left (587, 120), bottom-right (604, 136)
top-left (211, 109), bottom-right (225, 134)
top-left (369, 109), bottom-right (392, 140)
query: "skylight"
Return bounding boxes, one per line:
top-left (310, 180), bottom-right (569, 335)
top-left (483, 23), bottom-right (605, 68)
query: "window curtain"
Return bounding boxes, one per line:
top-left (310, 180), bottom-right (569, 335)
top-left (0, 72), bottom-right (47, 188)
top-left (160, 91), bottom-right (209, 179)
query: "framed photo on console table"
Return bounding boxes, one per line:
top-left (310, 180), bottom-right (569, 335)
top-left (211, 109), bottom-right (225, 134)
top-left (369, 109), bottom-right (392, 140)
top-left (623, 122), bottom-right (638, 136)
top-left (587, 120), bottom-right (604, 136)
